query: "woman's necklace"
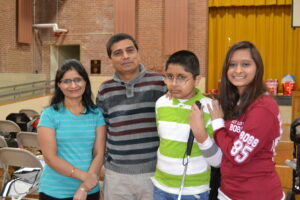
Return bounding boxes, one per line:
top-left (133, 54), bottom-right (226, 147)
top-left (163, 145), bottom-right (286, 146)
top-left (64, 103), bottom-right (84, 116)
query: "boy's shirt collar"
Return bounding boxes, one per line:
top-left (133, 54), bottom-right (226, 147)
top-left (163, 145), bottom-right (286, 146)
top-left (172, 88), bottom-right (204, 105)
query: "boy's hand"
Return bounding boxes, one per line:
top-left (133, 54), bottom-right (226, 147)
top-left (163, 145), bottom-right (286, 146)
top-left (207, 99), bottom-right (224, 120)
top-left (189, 103), bottom-right (208, 143)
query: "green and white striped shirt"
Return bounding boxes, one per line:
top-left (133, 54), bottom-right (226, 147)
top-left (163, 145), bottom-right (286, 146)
top-left (152, 88), bottom-right (222, 195)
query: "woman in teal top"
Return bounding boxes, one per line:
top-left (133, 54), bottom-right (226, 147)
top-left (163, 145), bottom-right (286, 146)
top-left (38, 59), bottom-right (106, 200)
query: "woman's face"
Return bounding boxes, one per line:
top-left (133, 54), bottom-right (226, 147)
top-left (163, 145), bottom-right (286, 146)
top-left (57, 69), bottom-right (86, 100)
top-left (227, 49), bottom-right (257, 95)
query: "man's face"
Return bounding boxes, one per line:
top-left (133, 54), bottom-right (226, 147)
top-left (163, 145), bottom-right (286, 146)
top-left (110, 39), bottom-right (140, 75)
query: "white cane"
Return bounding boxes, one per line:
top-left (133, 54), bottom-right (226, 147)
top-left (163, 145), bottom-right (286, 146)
top-left (177, 101), bottom-right (201, 200)
top-left (177, 130), bottom-right (194, 200)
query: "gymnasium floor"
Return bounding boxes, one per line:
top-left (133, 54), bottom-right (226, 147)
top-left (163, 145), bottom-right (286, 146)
top-left (0, 123), bottom-right (297, 199)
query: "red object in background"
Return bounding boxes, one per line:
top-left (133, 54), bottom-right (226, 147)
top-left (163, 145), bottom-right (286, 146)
top-left (282, 82), bottom-right (295, 96)
top-left (32, 118), bottom-right (40, 128)
top-left (266, 79), bottom-right (278, 95)
top-left (208, 89), bottom-right (218, 94)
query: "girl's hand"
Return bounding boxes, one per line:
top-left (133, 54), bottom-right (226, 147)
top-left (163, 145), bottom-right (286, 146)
top-left (207, 99), bottom-right (224, 120)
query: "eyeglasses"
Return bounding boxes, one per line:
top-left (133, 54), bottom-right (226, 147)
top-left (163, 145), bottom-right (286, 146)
top-left (60, 77), bottom-right (84, 85)
top-left (163, 74), bottom-right (190, 85)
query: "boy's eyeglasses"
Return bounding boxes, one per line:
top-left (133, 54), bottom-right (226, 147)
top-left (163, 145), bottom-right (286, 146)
top-left (60, 78), bottom-right (84, 85)
top-left (163, 74), bottom-right (190, 85)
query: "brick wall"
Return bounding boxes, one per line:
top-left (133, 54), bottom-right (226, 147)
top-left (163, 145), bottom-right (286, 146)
top-left (34, 0), bottom-right (114, 77)
top-left (0, 0), bottom-right (208, 83)
top-left (0, 1), bottom-right (32, 73)
top-left (137, 0), bottom-right (208, 75)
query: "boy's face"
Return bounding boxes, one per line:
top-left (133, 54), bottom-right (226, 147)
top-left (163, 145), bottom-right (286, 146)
top-left (164, 64), bottom-right (200, 99)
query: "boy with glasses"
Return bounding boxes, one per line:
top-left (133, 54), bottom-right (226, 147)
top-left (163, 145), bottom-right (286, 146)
top-left (152, 50), bottom-right (222, 200)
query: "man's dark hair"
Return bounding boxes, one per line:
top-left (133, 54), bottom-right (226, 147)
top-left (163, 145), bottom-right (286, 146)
top-left (165, 50), bottom-right (200, 77)
top-left (106, 33), bottom-right (139, 58)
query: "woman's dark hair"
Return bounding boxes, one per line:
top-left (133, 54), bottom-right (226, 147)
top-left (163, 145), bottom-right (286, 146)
top-left (165, 50), bottom-right (200, 77)
top-left (219, 41), bottom-right (267, 120)
top-left (50, 59), bottom-right (96, 113)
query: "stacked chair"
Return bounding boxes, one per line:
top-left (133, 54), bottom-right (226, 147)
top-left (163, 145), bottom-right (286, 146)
top-left (0, 120), bottom-right (21, 147)
top-left (0, 110), bottom-right (42, 200)
top-left (0, 147), bottom-right (42, 200)
top-left (0, 136), bottom-right (8, 148)
top-left (16, 132), bottom-right (40, 156)
top-left (19, 109), bottom-right (40, 121)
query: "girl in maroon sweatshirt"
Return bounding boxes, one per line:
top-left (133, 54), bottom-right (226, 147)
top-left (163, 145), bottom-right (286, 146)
top-left (189, 41), bottom-right (284, 200)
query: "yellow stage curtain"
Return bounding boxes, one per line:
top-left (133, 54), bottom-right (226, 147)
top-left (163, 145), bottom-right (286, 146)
top-left (209, 0), bottom-right (291, 7)
top-left (208, 5), bottom-right (300, 92)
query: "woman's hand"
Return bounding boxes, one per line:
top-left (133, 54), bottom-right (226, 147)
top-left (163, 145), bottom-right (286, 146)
top-left (207, 99), bottom-right (224, 120)
top-left (82, 172), bottom-right (99, 191)
top-left (189, 103), bottom-right (208, 143)
top-left (73, 186), bottom-right (88, 200)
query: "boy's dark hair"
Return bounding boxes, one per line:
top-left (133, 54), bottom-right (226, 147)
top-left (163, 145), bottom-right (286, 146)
top-left (165, 50), bottom-right (200, 77)
top-left (51, 59), bottom-right (95, 113)
top-left (106, 33), bottom-right (139, 58)
top-left (219, 41), bottom-right (267, 120)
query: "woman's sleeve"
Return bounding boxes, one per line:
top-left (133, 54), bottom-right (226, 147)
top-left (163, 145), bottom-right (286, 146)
top-left (38, 108), bottom-right (56, 130)
top-left (96, 108), bottom-right (106, 127)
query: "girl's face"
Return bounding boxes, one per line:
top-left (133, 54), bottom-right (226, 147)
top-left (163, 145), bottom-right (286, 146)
top-left (164, 64), bottom-right (200, 99)
top-left (58, 69), bottom-right (86, 100)
top-left (227, 49), bottom-right (257, 95)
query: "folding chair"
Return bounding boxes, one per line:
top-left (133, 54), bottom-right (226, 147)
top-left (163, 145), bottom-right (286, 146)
top-left (0, 147), bottom-right (43, 200)
top-left (0, 120), bottom-right (21, 148)
top-left (19, 110), bottom-right (39, 121)
top-left (16, 132), bottom-right (41, 156)
top-left (0, 120), bottom-right (21, 133)
top-left (0, 136), bottom-right (8, 192)
top-left (0, 136), bottom-right (8, 148)
top-left (16, 132), bottom-right (39, 151)
top-left (6, 114), bottom-right (30, 132)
